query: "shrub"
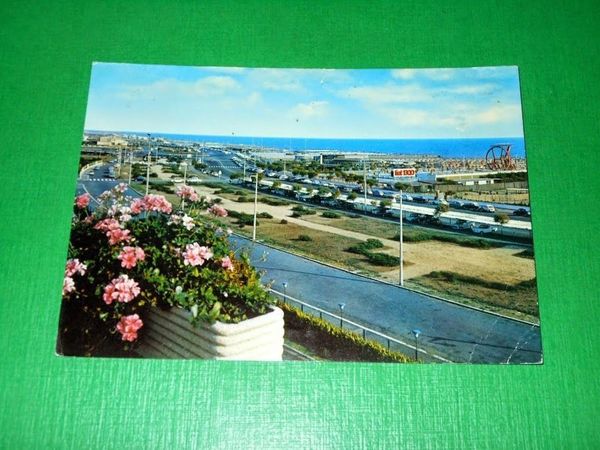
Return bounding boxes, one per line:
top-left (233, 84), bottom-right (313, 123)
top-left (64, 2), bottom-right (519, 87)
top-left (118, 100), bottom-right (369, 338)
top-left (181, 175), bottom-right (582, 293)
top-left (322, 211), bottom-right (341, 219)
top-left (260, 197), bottom-right (290, 206)
top-left (236, 196), bottom-right (252, 202)
top-left (297, 234), bottom-right (313, 241)
top-left (291, 205), bottom-right (316, 216)
top-left (280, 219), bottom-right (288, 224)
top-left (279, 302), bottom-right (411, 363)
top-left (365, 252), bottom-right (399, 266)
top-left (257, 212), bottom-right (273, 219)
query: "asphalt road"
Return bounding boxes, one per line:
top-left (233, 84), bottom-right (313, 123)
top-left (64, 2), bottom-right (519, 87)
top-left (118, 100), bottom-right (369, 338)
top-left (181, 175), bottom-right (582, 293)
top-left (78, 163), bottom-right (542, 364)
top-left (229, 236), bottom-right (542, 364)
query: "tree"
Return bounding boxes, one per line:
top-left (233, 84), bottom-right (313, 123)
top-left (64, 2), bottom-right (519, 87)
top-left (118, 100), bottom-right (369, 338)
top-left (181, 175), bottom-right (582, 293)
top-left (434, 203), bottom-right (449, 218)
top-left (494, 212), bottom-right (510, 224)
top-left (380, 199), bottom-right (392, 208)
top-left (348, 192), bottom-right (358, 200)
top-left (271, 180), bottom-right (282, 190)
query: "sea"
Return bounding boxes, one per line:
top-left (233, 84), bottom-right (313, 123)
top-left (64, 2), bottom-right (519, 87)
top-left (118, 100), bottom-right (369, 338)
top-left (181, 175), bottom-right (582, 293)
top-left (101, 131), bottom-right (526, 159)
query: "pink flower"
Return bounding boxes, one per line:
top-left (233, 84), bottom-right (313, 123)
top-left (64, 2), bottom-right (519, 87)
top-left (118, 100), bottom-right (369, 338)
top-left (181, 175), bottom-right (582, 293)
top-left (65, 258), bottom-right (87, 277)
top-left (182, 243), bottom-right (213, 267)
top-left (130, 199), bottom-right (145, 214)
top-left (102, 275), bottom-right (141, 305)
top-left (118, 246), bottom-right (145, 269)
top-left (176, 185), bottom-right (199, 202)
top-left (208, 204), bottom-right (228, 217)
top-left (62, 276), bottom-right (75, 295)
top-left (107, 228), bottom-right (131, 245)
top-left (116, 314), bottom-right (143, 342)
top-left (94, 218), bottom-right (120, 232)
top-left (75, 193), bottom-right (90, 209)
top-left (143, 194), bottom-right (172, 214)
top-left (117, 183), bottom-right (128, 193)
top-left (221, 256), bottom-right (234, 272)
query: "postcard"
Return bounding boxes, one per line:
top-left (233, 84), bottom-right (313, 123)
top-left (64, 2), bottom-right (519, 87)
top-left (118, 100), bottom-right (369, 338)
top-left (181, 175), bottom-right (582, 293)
top-left (57, 63), bottom-right (542, 363)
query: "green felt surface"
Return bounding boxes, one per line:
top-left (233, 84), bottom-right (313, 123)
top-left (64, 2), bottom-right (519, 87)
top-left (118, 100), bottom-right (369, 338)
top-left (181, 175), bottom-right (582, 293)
top-left (1, 1), bottom-right (599, 448)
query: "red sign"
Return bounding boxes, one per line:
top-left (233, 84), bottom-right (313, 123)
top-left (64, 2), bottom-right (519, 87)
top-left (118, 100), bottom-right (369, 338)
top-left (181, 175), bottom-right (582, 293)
top-left (391, 168), bottom-right (416, 177)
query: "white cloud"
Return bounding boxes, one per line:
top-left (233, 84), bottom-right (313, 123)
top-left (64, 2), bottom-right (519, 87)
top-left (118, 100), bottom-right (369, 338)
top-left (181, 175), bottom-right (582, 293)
top-left (119, 76), bottom-right (240, 100)
top-left (248, 69), bottom-right (305, 93)
top-left (289, 100), bottom-right (329, 119)
top-left (471, 104), bottom-right (522, 125)
top-left (391, 69), bottom-right (417, 80)
top-left (342, 83), bottom-right (433, 104)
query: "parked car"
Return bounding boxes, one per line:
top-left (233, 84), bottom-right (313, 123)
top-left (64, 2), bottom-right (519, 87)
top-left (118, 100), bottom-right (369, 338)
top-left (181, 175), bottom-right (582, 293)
top-left (400, 193), bottom-right (413, 202)
top-left (512, 208), bottom-right (531, 217)
top-left (471, 224), bottom-right (499, 234)
top-left (478, 204), bottom-right (496, 213)
top-left (451, 219), bottom-right (475, 230)
top-left (432, 199), bottom-right (449, 206)
top-left (463, 202), bottom-right (480, 211)
top-left (448, 199), bottom-right (465, 208)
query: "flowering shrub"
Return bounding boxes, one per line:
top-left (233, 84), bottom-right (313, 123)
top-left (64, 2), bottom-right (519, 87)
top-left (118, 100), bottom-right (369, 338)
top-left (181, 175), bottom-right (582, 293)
top-left (59, 183), bottom-right (273, 356)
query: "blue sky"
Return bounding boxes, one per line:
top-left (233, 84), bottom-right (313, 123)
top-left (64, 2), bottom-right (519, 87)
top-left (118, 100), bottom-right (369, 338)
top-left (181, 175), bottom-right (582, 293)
top-left (85, 63), bottom-right (524, 139)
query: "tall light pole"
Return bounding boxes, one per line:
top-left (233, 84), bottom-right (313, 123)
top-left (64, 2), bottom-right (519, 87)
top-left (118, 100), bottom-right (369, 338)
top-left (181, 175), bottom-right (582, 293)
top-left (128, 149), bottom-right (133, 185)
top-left (411, 329), bottom-right (421, 361)
top-left (181, 162), bottom-right (188, 211)
top-left (252, 171), bottom-right (260, 242)
top-left (399, 190), bottom-right (404, 286)
top-left (338, 303), bottom-right (345, 328)
top-left (363, 159), bottom-right (368, 214)
top-left (145, 133), bottom-right (151, 196)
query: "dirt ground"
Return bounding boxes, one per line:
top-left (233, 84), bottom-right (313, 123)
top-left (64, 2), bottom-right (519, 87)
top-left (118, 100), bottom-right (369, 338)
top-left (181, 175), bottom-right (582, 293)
top-left (183, 181), bottom-right (535, 286)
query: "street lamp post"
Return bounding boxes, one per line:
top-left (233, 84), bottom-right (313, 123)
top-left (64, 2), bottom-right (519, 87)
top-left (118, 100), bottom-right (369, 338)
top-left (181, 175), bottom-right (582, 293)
top-left (128, 150), bottom-right (133, 185)
top-left (252, 171), bottom-right (260, 242)
top-left (181, 162), bottom-right (188, 211)
top-left (338, 303), bottom-right (346, 328)
top-left (282, 282), bottom-right (288, 303)
top-left (399, 190), bottom-right (404, 286)
top-left (145, 134), bottom-right (151, 196)
top-left (411, 329), bottom-right (421, 361)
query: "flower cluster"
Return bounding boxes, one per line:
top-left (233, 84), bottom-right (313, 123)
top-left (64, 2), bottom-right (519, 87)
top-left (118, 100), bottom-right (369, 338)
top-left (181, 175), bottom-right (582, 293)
top-left (94, 218), bottom-right (131, 245)
top-left (75, 193), bottom-right (91, 209)
top-left (118, 246), bottom-right (146, 269)
top-left (103, 274), bottom-right (141, 305)
top-left (63, 258), bottom-right (87, 296)
top-left (176, 185), bottom-right (199, 202)
top-left (116, 314), bottom-right (143, 342)
top-left (63, 185), bottom-right (272, 355)
top-left (208, 204), bottom-right (228, 217)
top-left (131, 194), bottom-right (173, 214)
top-left (183, 243), bottom-right (213, 267)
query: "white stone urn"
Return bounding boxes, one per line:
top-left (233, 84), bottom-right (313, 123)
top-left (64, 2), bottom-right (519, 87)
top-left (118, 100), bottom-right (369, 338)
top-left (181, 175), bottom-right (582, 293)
top-left (137, 306), bottom-right (284, 361)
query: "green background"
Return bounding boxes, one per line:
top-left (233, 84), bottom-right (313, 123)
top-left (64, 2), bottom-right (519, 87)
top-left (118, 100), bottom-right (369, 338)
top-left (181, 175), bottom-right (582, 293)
top-left (1, 1), bottom-right (599, 448)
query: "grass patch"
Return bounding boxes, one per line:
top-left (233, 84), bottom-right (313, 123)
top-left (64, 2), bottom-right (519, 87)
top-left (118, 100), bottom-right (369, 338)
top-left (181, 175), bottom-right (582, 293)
top-left (412, 271), bottom-right (539, 317)
top-left (280, 302), bottom-right (411, 363)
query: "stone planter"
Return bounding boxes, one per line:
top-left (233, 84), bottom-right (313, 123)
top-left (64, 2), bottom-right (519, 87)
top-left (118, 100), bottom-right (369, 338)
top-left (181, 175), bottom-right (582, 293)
top-left (137, 306), bottom-right (284, 361)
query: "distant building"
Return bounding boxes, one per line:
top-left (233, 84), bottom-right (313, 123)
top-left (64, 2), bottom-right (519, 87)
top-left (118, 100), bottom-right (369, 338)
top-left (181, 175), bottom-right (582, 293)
top-left (97, 135), bottom-right (128, 147)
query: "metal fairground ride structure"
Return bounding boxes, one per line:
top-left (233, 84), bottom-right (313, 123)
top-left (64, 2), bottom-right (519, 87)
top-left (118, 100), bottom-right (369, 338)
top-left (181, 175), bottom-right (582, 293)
top-left (485, 143), bottom-right (516, 170)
